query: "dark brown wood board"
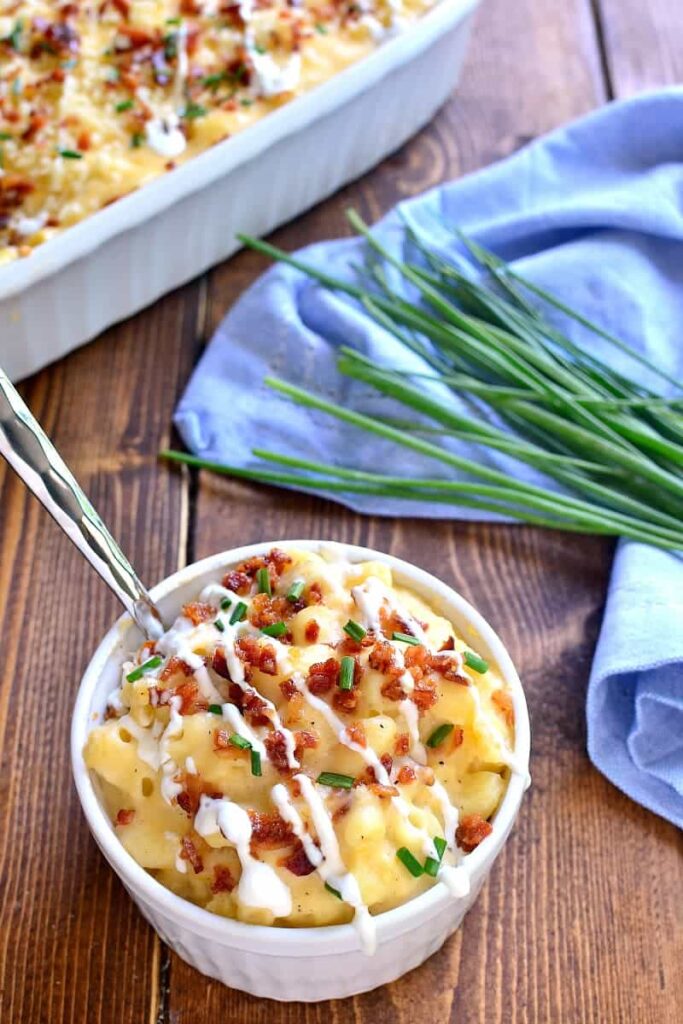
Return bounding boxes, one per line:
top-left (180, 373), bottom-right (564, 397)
top-left (0, 1), bottom-right (681, 1022)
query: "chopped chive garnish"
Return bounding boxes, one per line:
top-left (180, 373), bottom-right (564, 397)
top-left (343, 619), bottom-right (366, 642)
top-left (240, 98), bottom-right (253, 107)
top-left (115, 99), bottom-right (134, 112)
top-left (230, 601), bottom-right (247, 624)
top-left (202, 72), bottom-right (226, 89)
top-left (131, 132), bottom-right (144, 148)
top-left (220, 597), bottom-right (232, 611)
top-left (464, 650), bottom-right (489, 674)
top-left (126, 655), bottom-right (162, 682)
top-left (338, 656), bottom-right (355, 691)
top-left (287, 580), bottom-right (305, 602)
top-left (392, 631), bottom-right (421, 646)
top-left (256, 566), bottom-right (271, 595)
top-left (426, 723), bottom-right (454, 749)
top-left (0, 132), bottom-right (12, 141)
top-left (214, 618), bottom-right (225, 633)
top-left (315, 22), bottom-right (328, 34)
top-left (423, 856), bottom-right (440, 877)
top-left (58, 149), bottom-right (82, 159)
top-left (261, 621), bottom-right (286, 638)
top-left (396, 847), bottom-right (424, 878)
top-left (166, 16), bottom-right (182, 24)
top-left (250, 749), bottom-right (262, 776)
top-left (183, 101), bottom-right (207, 120)
top-left (208, 704), bottom-right (222, 715)
top-left (424, 836), bottom-right (447, 877)
top-left (253, 43), bottom-right (266, 54)
top-left (230, 733), bottom-right (252, 750)
top-left (317, 771), bottom-right (355, 789)
top-left (325, 881), bottom-right (342, 899)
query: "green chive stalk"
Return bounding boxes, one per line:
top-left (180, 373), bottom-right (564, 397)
top-left (161, 212), bottom-right (683, 552)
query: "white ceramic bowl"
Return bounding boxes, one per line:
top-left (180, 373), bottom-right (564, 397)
top-left (71, 540), bottom-right (529, 1002)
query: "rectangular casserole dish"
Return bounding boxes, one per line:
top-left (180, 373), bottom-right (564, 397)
top-left (0, 0), bottom-right (480, 382)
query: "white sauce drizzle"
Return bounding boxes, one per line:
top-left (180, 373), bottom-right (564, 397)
top-left (289, 775), bottom-right (376, 955)
top-left (399, 698), bottom-right (427, 765)
top-left (195, 796), bottom-right (292, 917)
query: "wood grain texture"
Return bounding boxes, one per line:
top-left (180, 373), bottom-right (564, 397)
top-left (0, 287), bottom-right (199, 1024)
top-left (2, 1), bottom-right (683, 1023)
top-left (596, 0), bottom-right (683, 94)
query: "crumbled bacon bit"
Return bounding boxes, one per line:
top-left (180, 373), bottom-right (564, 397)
top-left (451, 725), bottom-right (464, 750)
top-left (396, 765), bottom-right (417, 785)
top-left (248, 592), bottom-right (293, 629)
top-left (439, 636), bottom-right (456, 651)
top-left (304, 619), bottom-right (320, 643)
top-left (410, 677), bottom-right (438, 712)
top-left (332, 798), bottom-right (351, 822)
top-left (222, 549), bottom-right (292, 596)
top-left (380, 677), bottom-right (406, 702)
top-left (279, 678), bottom-right (298, 700)
top-left (394, 732), bottom-right (410, 756)
top-left (115, 808), bottom-right (135, 826)
top-left (429, 653), bottom-right (469, 685)
top-left (213, 728), bottom-right (232, 752)
top-left (281, 842), bottom-right (316, 877)
top-left (211, 648), bottom-right (230, 680)
top-left (160, 655), bottom-right (193, 682)
top-left (211, 865), bottom-right (235, 894)
top-left (240, 688), bottom-right (271, 727)
top-left (345, 721), bottom-right (366, 748)
top-left (379, 606), bottom-right (414, 640)
top-left (180, 836), bottom-right (204, 874)
top-left (236, 636), bottom-right (278, 676)
top-left (492, 689), bottom-right (515, 727)
top-left (249, 811), bottom-right (293, 849)
top-left (308, 658), bottom-right (339, 695)
top-left (456, 814), bottom-right (493, 853)
top-left (307, 581), bottom-right (323, 605)
top-left (182, 601), bottom-right (215, 625)
top-left (368, 783), bottom-right (398, 799)
top-left (175, 678), bottom-right (209, 715)
top-left (264, 730), bottom-right (290, 774)
top-left (368, 641), bottom-right (398, 674)
top-left (294, 729), bottom-right (318, 758)
top-left (176, 772), bottom-right (221, 817)
top-left (222, 569), bottom-right (251, 595)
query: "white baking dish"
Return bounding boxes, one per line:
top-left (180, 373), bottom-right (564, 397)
top-left (0, 0), bottom-right (480, 382)
top-left (72, 539), bottom-right (529, 1002)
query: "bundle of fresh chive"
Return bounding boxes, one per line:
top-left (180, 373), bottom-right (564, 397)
top-left (163, 210), bottom-right (683, 551)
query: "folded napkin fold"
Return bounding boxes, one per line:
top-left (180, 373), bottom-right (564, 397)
top-left (176, 87), bottom-right (683, 828)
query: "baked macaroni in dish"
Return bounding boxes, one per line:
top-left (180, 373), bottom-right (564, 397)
top-left (84, 546), bottom-right (520, 953)
top-left (0, 0), bottom-right (437, 262)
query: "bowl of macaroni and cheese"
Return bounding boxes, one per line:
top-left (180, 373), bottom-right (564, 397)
top-left (72, 540), bottom-right (529, 1001)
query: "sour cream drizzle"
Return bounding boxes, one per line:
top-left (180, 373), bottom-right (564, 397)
top-left (274, 776), bottom-right (376, 954)
top-left (196, 796), bottom-right (292, 917)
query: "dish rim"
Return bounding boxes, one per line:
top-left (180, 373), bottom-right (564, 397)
top-left (0, 0), bottom-right (480, 302)
top-left (71, 538), bottom-right (529, 955)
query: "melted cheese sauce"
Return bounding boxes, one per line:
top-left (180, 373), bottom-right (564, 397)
top-left (0, 0), bottom-right (437, 263)
top-left (84, 546), bottom-right (517, 953)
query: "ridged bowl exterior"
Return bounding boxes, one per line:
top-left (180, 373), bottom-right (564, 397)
top-left (72, 541), bottom-right (529, 1002)
top-left (0, 0), bottom-right (480, 381)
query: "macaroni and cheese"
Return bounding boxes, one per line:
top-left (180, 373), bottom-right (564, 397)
top-left (84, 546), bottom-right (518, 953)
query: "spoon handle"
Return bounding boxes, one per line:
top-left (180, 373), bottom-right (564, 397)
top-left (0, 369), bottom-right (164, 639)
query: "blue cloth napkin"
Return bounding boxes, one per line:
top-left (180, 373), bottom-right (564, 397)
top-left (176, 88), bottom-right (683, 829)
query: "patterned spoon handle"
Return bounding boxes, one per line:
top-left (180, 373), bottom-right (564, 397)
top-left (0, 367), bottom-right (165, 639)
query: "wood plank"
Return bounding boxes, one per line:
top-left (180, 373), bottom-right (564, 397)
top-left (0, 285), bottom-right (200, 1024)
top-left (162, 0), bottom-right (678, 1021)
top-left (597, 0), bottom-right (683, 94)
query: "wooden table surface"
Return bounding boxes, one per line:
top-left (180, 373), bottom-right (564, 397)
top-left (1, 2), bottom-right (682, 1022)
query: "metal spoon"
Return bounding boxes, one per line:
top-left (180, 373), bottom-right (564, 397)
top-left (0, 367), bottom-right (165, 639)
